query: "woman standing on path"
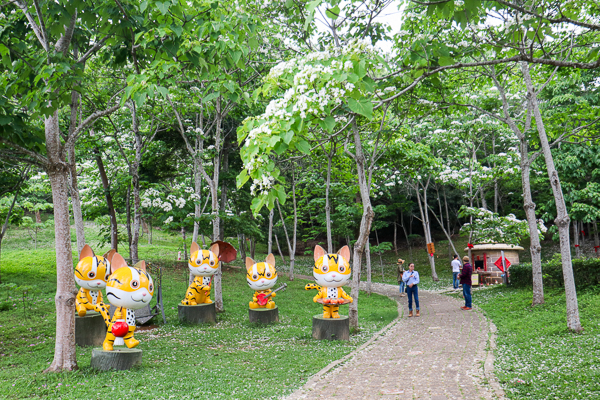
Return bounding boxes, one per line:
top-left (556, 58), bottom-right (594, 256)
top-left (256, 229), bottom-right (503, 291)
top-left (459, 256), bottom-right (472, 310)
top-left (397, 259), bottom-right (406, 297)
top-left (402, 263), bottom-right (420, 317)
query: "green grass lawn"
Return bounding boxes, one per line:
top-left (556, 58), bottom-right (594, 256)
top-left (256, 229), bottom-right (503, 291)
top-left (474, 286), bottom-right (600, 400)
top-left (0, 242), bottom-right (397, 400)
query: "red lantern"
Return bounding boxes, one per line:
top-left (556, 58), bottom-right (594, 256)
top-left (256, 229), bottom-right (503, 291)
top-left (112, 320), bottom-right (129, 337)
top-left (467, 243), bottom-right (474, 249)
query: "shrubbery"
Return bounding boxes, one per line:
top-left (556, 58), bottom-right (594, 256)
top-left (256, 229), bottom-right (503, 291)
top-left (510, 254), bottom-right (600, 288)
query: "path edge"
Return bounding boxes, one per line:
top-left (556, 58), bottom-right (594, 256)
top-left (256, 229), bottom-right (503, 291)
top-left (285, 287), bottom-right (403, 399)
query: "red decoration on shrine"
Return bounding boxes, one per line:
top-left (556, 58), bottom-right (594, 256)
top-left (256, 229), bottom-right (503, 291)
top-left (111, 321), bottom-right (129, 337)
top-left (494, 256), bottom-right (511, 272)
top-left (467, 243), bottom-right (474, 249)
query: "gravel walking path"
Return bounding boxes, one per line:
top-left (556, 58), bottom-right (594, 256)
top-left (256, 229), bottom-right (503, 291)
top-left (287, 281), bottom-right (505, 400)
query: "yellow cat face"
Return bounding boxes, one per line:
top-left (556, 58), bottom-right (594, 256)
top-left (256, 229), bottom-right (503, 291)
top-left (246, 254), bottom-right (277, 291)
top-left (74, 245), bottom-right (111, 290)
top-left (313, 245), bottom-right (351, 288)
top-left (188, 242), bottom-right (220, 277)
top-left (106, 253), bottom-right (154, 310)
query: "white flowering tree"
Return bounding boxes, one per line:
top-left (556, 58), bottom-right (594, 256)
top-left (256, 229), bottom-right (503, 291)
top-left (459, 206), bottom-right (547, 247)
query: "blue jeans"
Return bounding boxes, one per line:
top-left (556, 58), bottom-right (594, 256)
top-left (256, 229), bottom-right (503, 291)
top-left (463, 284), bottom-right (472, 308)
top-left (399, 281), bottom-right (406, 294)
top-left (406, 284), bottom-right (419, 311)
top-left (453, 272), bottom-right (459, 289)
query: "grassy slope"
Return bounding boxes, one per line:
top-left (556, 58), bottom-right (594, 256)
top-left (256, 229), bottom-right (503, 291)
top-left (474, 286), bottom-right (600, 400)
top-left (0, 226), bottom-right (397, 400)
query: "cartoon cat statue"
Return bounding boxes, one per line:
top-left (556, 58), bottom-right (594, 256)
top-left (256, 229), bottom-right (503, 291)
top-left (246, 254), bottom-right (278, 309)
top-left (96, 253), bottom-right (154, 351)
top-left (74, 245), bottom-right (115, 317)
top-left (305, 245), bottom-right (353, 318)
top-left (181, 242), bottom-right (220, 305)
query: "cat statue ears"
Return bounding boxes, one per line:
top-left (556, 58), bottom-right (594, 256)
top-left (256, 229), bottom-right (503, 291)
top-left (109, 253), bottom-right (147, 274)
top-left (189, 241), bottom-right (220, 258)
top-left (79, 244), bottom-right (94, 260)
top-left (79, 245), bottom-right (116, 263)
top-left (245, 254), bottom-right (276, 270)
top-left (313, 245), bottom-right (351, 263)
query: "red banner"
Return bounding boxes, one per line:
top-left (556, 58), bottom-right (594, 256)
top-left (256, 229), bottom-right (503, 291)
top-left (494, 257), bottom-right (511, 272)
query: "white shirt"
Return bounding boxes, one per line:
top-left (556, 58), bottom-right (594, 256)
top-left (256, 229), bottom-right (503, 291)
top-left (451, 259), bottom-right (462, 273)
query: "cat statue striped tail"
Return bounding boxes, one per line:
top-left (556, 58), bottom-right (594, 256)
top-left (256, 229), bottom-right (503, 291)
top-left (246, 254), bottom-right (278, 309)
top-left (306, 245), bottom-right (353, 318)
top-left (96, 253), bottom-right (154, 351)
top-left (181, 242), bottom-right (220, 305)
top-left (74, 245), bottom-right (115, 317)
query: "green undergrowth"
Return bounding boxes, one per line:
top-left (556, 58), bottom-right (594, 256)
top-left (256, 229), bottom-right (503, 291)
top-left (474, 286), bottom-right (600, 400)
top-left (0, 249), bottom-right (397, 400)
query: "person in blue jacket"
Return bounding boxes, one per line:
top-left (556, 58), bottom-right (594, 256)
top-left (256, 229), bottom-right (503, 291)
top-left (402, 263), bottom-right (420, 317)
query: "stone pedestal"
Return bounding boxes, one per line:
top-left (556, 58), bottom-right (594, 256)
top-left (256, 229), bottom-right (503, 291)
top-left (312, 315), bottom-right (350, 341)
top-left (90, 348), bottom-right (142, 371)
top-left (178, 303), bottom-right (216, 325)
top-left (248, 307), bottom-right (279, 324)
top-left (75, 311), bottom-right (106, 347)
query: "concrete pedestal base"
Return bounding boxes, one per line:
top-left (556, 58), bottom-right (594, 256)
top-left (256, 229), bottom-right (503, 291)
top-left (75, 311), bottom-right (106, 347)
top-left (312, 315), bottom-right (349, 341)
top-left (248, 307), bottom-right (279, 324)
top-left (90, 348), bottom-right (142, 371)
top-left (178, 303), bottom-right (216, 325)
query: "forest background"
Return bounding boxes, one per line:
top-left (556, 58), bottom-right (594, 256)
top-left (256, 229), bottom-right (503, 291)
top-left (1, 0), bottom-right (600, 399)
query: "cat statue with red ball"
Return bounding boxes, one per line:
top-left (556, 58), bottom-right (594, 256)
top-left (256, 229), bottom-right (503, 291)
top-left (95, 252), bottom-right (154, 351)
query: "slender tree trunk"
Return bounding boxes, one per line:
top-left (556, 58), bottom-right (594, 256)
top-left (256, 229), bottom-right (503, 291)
top-left (129, 103), bottom-right (142, 265)
top-left (375, 229), bottom-right (384, 279)
top-left (365, 241), bottom-right (372, 295)
top-left (393, 221), bottom-right (398, 255)
top-left (415, 182), bottom-right (439, 281)
top-left (348, 120), bottom-right (375, 329)
top-left (67, 143), bottom-right (85, 254)
top-left (522, 62), bottom-right (581, 332)
top-left (268, 208), bottom-right (274, 254)
top-left (95, 148), bottom-right (118, 251)
top-left (219, 149), bottom-right (228, 241)
top-left (520, 141), bottom-right (544, 305)
top-left (238, 233), bottom-right (246, 261)
top-left (126, 183), bottom-right (132, 253)
top-left (274, 231), bottom-right (285, 264)
top-left (45, 112), bottom-right (78, 372)
top-left (573, 220), bottom-right (581, 258)
top-left (325, 150), bottom-right (334, 253)
top-left (250, 237), bottom-right (255, 259)
top-left (192, 150), bottom-right (203, 244)
top-left (594, 221), bottom-right (599, 258)
top-left (290, 169), bottom-right (298, 280)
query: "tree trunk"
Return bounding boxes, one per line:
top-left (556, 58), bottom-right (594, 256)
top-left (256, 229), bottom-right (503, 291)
top-left (219, 149), bottom-right (228, 241)
top-left (348, 120), bottom-right (375, 329)
top-left (192, 155), bottom-right (202, 243)
top-left (126, 184), bottom-right (132, 253)
top-left (520, 141), bottom-right (544, 305)
top-left (594, 221), bottom-right (599, 258)
top-left (573, 220), bottom-right (581, 258)
top-left (268, 208), bottom-right (274, 254)
top-left (290, 169), bottom-right (298, 281)
top-left (95, 148), bottom-right (118, 252)
top-left (238, 233), bottom-right (246, 261)
top-left (393, 221), bottom-right (398, 255)
top-left (0, 187), bottom-right (23, 284)
top-left (365, 242), bottom-right (372, 295)
top-left (274, 231), bottom-right (285, 264)
top-left (130, 103), bottom-right (142, 265)
top-left (415, 182), bottom-right (438, 281)
top-left (67, 143), bottom-right (85, 254)
top-left (522, 62), bottom-right (581, 332)
top-left (45, 112), bottom-right (78, 372)
top-left (325, 150), bottom-right (334, 253)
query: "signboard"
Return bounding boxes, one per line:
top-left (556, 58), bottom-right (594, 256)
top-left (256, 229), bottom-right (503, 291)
top-left (494, 257), bottom-right (511, 272)
top-left (426, 242), bottom-right (435, 254)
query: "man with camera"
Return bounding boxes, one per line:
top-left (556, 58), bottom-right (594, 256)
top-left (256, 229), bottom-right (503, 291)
top-left (397, 258), bottom-right (406, 297)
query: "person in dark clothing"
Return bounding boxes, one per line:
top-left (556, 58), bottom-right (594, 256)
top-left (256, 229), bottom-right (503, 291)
top-left (459, 256), bottom-right (472, 310)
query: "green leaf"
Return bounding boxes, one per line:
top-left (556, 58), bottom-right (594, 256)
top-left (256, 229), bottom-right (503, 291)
top-left (295, 139), bottom-right (311, 154)
top-left (171, 24), bottom-right (183, 37)
top-left (156, 1), bottom-right (170, 15)
top-left (140, 1), bottom-right (148, 12)
top-left (438, 56), bottom-right (454, 66)
top-left (156, 86), bottom-right (169, 98)
top-left (275, 185), bottom-right (286, 205)
top-left (347, 98), bottom-right (373, 120)
top-left (273, 141), bottom-right (288, 155)
top-left (236, 169), bottom-right (249, 188)
top-left (133, 91), bottom-right (146, 108)
top-left (203, 92), bottom-right (220, 102)
top-left (249, 37), bottom-right (259, 50)
top-left (268, 135), bottom-right (280, 146)
top-left (304, 0), bottom-right (322, 30)
top-left (323, 116), bottom-right (336, 133)
top-left (325, 5), bottom-right (340, 19)
top-left (282, 130), bottom-right (294, 144)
